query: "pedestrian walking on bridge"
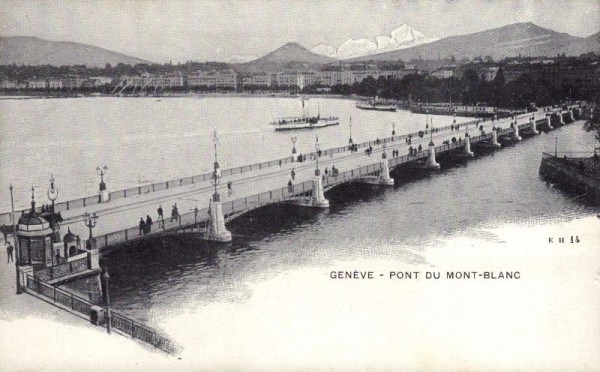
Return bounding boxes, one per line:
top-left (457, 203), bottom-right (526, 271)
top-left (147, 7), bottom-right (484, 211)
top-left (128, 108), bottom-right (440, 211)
top-left (171, 204), bottom-right (179, 222)
top-left (6, 241), bottom-right (14, 263)
top-left (139, 218), bottom-right (146, 235)
top-left (145, 215), bottom-right (153, 234)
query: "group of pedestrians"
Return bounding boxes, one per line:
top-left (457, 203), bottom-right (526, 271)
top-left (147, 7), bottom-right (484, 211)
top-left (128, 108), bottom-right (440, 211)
top-left (139, 215), bottom-right (154, 235)
top-left (137, 203), bottom-right (182, 235)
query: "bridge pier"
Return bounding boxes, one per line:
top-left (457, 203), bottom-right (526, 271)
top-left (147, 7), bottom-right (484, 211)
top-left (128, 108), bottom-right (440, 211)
top-left (463, 135), bottom-right (474, 156)
top-left (568, 108), bottom-right (575, 122)
top-left (557, 112), bottom-right (565, 125)
top-left (546, 116), bottom-right (554, 130)
top-left (295, 173), bottom-right (329, 208)
top-left (378, 157), bottom-right (395, 186)
top-left (205, 196), bottom-right (232, 242)
top-left (491, 128), bottom-right (501, 147)
top-left (512, 122), bottom-right (522, 141)
top-left (425, 141), bottom-right (440, 169)
top-left (530, 117), bottom-right (539, 135)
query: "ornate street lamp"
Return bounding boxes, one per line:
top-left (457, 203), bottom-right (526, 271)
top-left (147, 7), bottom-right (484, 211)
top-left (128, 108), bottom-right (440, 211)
top-left (291, 136), bottom-right (297, 154)
top-left (212, 130), bottom-right (221, 202)
top-left (96, 166), bottom-right (108, 191)
top-left (348, 117), bottom-right (353, 144)
top-left (101, 266), bottom-right (112, 334)
top-left (47, 174), bottom-right (60, 241)
top-left (47, 174), bottom-right (58, 214)
top-left (315, 135), bottom-right (321, 176)
top-left (83, 211), bottom-right (98, 240)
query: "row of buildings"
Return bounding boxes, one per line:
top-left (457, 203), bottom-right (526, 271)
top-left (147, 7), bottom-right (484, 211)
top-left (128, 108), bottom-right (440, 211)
top-left (2, 57), bottom-right (599, 91)
top-left (1, 67), bottom-right (423, 91)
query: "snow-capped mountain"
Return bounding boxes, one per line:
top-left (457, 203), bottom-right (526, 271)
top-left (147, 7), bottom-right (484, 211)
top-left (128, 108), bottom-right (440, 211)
top-left (311, 24), bottom-right (439, 60)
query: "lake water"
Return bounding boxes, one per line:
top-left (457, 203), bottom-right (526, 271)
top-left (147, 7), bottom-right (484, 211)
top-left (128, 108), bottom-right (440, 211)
top-left (1, 96), bottom-right (599, 367)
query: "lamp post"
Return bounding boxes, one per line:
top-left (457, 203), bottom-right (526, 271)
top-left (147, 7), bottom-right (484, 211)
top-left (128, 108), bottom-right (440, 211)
top-left (101, 266), bottom-right (112, 334)
top-left (349, 117), bottom-right (353, 144)
top-left (212, 130), bottom-right (221, 202)
top-left (9, 184), bottom-right (22, 294)
top-left (96, 166), bottom-right (108, 191)
top-left (315, 135), bottom-right (321, 176)
top-left (47, 174), bottom-right (58, 214)
top-left (392, 122), bottom-right (396, 136)
top-left (83, 212), bottom-right (98, 249)
top-left (291, 136), bottom-right (297, 154)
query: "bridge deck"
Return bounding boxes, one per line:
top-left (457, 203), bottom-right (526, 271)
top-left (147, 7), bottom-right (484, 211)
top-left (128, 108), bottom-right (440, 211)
top-left (6, 106), bottom-right (580, 252)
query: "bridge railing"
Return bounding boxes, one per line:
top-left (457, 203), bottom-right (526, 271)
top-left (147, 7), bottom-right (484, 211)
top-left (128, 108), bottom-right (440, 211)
top-left (25, 275), bottom-right (180, 354)
top-left (0, 112), bottom-right (530, 227)
top-left (34, 256), bottom-right (89, 282)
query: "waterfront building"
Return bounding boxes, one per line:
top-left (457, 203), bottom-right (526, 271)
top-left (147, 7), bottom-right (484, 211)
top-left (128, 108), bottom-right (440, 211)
top-left (89, 76), bottom-right (114, 87)
top-left (26, 78), bottom-right (48, 89)
top-left (159, 72), bottom-right (185, 88)
top-left (48, 77), bottom-right (64, 89)
top-left (430, 66), bottom-right (456, 79)
top-left (277, 72), bottom-right (302, 88)
top-left (63, 76), bottom-right (87, 89)
top-left (252, 72), bottom-right (272, 87)
top-left (0, 79), bottom-right (19, 89)
top-left (188, 69), bottom-right (236, 89)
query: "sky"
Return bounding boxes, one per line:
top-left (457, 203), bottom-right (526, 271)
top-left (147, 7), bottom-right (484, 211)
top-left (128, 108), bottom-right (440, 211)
top-left (1, 0), bottom-right (599, 63)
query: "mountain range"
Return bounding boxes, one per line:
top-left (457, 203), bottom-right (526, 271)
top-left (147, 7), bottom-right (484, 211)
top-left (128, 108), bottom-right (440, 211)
top-left (347, 22), bottom-right (599, 62)
top-left (311, 24), bottom-right (440, 59)
top-left (0, 22), bottom-right (598, 70)
top-left (0, 36), bottom-right (150, 68)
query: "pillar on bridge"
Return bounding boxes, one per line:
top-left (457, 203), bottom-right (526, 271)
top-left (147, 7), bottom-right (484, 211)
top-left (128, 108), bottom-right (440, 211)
top-left (425, 141), bottom-right (440, 169)
top-left (297, 170), bottom-right (330, 208)
top-left (512, 122), bottom-right (522, 141)
top-left (97, 167), bottom-right (110, 203)
top-left (378, 152), bottom-right (395, 186)
top-left (557, 112), bottom-right (565, 125)
top-left (491, 128), bottom-right (501, 147)
top-left (463, 133), bottom-right (474, 156)
top-left (531, 117), bottom-right (539, 135)
top-left (206, 193), bottom-right (232, 242)
top-left (546, 116), bottom-right (554, 130)
top-left (568, 108), bottom-right (574, 122)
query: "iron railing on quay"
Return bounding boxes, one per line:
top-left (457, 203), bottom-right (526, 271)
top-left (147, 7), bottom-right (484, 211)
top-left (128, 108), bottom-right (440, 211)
top-left (34, 256), bottom-right (89, 282)
top-left (25, 275), bottom-right (180, 354)
top-left (542, 152), bottom-right (600, 180)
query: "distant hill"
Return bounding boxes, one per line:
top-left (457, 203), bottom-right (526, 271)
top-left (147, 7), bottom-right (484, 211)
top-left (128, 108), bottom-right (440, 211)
top-left (565, 31), bottom-right (600, 56)
top-left (347, 22), bottom-right (599, 62)
top-left (233, 42), bottom-right (335, 73)
top-left (0, 36), bottom-right (151, 68)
